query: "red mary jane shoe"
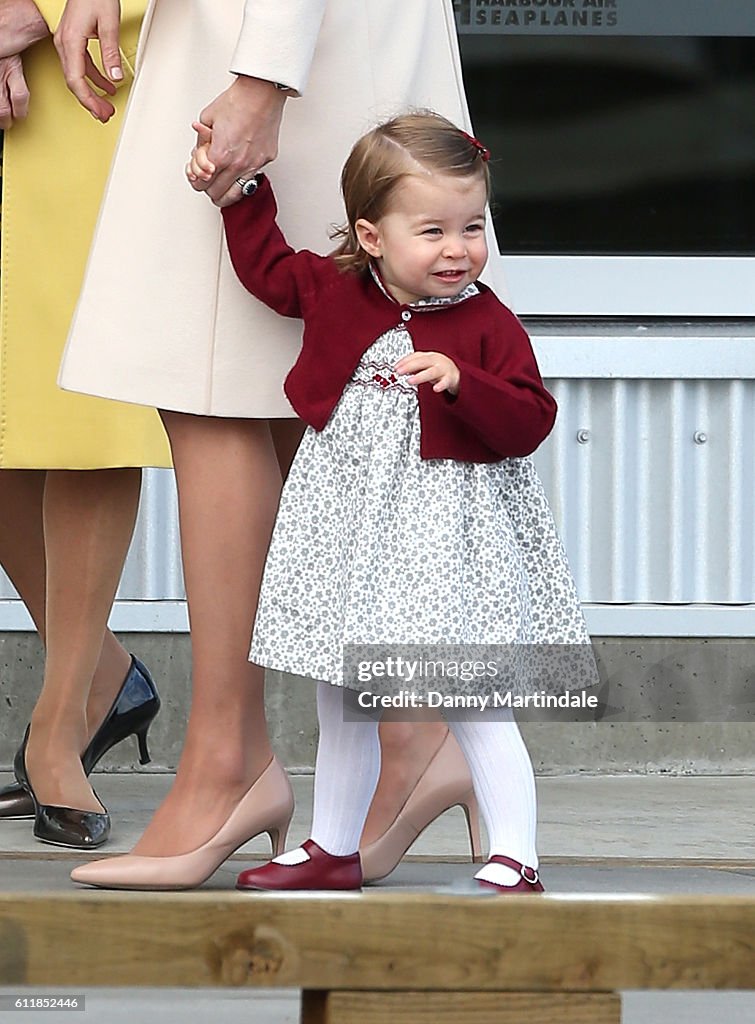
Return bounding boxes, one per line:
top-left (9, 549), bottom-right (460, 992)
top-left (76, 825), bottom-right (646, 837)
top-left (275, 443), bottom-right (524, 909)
top-left (476, 855), bottom-right (545, 894)
top-left (236, 838), bottom-right (363, 892)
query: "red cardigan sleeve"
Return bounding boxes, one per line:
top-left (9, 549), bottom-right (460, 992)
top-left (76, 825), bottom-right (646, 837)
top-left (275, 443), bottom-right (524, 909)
top-left (441, 301), bottom-right (557, 457)
top-left (221, 175), bottom-right (325, 318)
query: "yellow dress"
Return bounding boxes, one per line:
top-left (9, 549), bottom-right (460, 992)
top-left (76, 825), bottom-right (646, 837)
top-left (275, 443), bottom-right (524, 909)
top-left (0, 0), bottom-right (169, 468)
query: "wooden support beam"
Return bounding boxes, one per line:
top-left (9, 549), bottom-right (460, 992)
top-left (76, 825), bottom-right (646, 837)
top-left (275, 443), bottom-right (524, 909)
top-left (301, 991), bottom-right (622, 1024)
top-left (0, 893), bottom-right (753, 991)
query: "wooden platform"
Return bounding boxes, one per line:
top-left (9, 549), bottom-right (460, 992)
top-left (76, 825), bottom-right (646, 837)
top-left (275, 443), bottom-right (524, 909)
top-left (1, 892), bottom-right (754, 1023)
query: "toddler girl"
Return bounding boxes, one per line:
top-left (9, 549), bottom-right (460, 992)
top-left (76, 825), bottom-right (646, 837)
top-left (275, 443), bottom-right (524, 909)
top-left (190, 111), bottom-right (592, 892)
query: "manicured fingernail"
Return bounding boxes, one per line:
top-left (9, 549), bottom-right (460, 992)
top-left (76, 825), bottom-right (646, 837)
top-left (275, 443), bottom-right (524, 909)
top-left (110, 67), bottom-right (123, 81)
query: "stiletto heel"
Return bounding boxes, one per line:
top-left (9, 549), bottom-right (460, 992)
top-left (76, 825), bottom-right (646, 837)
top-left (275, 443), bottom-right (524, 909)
top-left (462, 790), bottom-right (483, 863)
top-left (268, 817), bottom-right (291, 858)
top-left (136, 726), bottom-right (151, 766)
top-left (267, 802), bottom-right (294, 857)
top-left (82, 656), bottom-right (160, 773)
top-left (359, 731), bottom-right (482, 882)
top-left (1, 654), bottom-right (160, 822)
top-left (71, 757), bottom-right (295, 891)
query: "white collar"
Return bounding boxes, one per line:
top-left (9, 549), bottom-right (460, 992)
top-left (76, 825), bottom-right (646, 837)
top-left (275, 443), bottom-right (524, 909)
top-left (369, 263), bottom-right (479, 311)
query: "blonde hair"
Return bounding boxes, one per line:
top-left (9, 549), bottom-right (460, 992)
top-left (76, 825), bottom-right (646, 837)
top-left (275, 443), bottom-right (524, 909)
top-left (331, 111), bottom-right (492, 274)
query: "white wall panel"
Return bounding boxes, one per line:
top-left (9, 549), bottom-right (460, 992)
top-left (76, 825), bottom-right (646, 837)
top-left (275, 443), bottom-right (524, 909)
top-left (533, 378), bottom-right (755, 604)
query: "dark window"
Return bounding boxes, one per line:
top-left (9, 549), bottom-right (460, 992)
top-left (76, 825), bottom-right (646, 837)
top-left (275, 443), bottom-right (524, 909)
top-left (456, 6), bottom-right (755, 256)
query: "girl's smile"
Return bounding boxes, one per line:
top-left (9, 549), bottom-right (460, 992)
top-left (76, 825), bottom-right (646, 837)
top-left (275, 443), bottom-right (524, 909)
top-left (355, 173), bottom-right (489, 305)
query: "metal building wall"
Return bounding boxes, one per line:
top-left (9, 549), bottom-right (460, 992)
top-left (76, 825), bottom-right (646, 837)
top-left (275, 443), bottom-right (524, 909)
top-left (117, 470), bottom-right (184, 601)
top-left (2, 360), bottom-right (753, 636)
top-left (534, 378), bottom-right (755, 604)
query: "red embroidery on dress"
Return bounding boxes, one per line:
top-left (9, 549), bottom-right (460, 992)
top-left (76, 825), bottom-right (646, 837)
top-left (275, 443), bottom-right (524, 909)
top-left (372, 372), bottom-right (401, 388)
top-left (350, 354), bottom-right (416, 395)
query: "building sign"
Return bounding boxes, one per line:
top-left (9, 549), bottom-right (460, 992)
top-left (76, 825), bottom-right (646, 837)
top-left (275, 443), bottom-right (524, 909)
top-left (452, 0), bottom-right (755, 36)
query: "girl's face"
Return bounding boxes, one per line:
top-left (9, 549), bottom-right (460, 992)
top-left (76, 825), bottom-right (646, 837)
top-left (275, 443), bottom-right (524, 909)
top-left (355, 173), bottom-right (489, 305)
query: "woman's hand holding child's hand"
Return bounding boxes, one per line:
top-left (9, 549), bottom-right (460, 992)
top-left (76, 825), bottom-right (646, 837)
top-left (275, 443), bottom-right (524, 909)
top-left (395, 351), bottom-right (460, 396)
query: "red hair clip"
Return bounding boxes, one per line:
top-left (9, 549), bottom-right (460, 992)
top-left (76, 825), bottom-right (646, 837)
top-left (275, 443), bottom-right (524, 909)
top-left (461, 130), bottom-right (491, 163)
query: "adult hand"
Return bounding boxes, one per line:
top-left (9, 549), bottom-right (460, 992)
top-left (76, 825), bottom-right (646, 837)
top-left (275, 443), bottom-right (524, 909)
top-left (0, 52), bottom-right (30, 128)
top-left (0, 0), bottom-right (50, 58)
top-left (191, 76), bottom-right (287, 207)
top-left (53, 0), bottom-right (121, 122)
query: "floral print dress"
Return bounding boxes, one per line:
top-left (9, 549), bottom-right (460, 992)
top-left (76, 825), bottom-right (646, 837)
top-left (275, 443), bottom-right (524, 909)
top-left (250, 284), bottom-right (594, 697)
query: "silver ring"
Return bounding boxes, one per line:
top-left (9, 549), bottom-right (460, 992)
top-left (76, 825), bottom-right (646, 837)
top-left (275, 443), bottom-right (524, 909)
top-left (235, 176), bottom-right (259, 197)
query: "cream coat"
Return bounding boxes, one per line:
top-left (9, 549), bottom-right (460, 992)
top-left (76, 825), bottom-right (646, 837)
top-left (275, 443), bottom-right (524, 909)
top-left (60, 0), bottom-right (495, 418)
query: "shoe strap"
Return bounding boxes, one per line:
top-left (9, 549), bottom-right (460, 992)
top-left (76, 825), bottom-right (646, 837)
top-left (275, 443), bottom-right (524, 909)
top-left (302, 838), bottom-right (359, 863)
top-left (488, 855), bottom-right (539, 885)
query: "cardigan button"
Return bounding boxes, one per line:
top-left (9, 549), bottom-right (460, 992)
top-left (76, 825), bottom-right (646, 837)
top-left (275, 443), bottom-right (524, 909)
top-left (401, 310), bottom-right (412, 321)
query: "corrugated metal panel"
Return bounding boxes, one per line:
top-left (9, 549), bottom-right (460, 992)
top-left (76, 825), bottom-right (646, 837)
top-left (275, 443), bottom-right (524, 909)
top-left (533, 378), bottom-right (755, 603)
top-left (117, 469), bottom-right (184, 600)
top-left (2, 380), bottom-right (752, 610)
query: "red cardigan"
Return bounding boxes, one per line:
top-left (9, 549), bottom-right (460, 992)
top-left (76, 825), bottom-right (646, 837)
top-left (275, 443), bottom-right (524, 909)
top-left (222, 177), bottom-right (556, 462)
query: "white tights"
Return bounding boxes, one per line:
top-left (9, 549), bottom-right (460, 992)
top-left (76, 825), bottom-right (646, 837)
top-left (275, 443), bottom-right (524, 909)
top-left (275, 682), bottom-right (538, 887)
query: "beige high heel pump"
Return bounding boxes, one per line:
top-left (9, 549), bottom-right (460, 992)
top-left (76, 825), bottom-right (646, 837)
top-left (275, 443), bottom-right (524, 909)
top-left (70, 756), bottom-right (294, 891)
top-left (359, 731), bottom-right (482, 882)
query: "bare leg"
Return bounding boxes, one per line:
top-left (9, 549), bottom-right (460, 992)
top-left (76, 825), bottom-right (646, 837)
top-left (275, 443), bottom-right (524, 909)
top-left (0, 469), bottom-right (141, 749)
top-left (17, 469), bottom-right (141, 811)
top-left (133, 413), bottom-right (283, 856)
top-left (130, 412), bottom-right (459, 854)
top-left (0, 470), bottom-right (47, 636)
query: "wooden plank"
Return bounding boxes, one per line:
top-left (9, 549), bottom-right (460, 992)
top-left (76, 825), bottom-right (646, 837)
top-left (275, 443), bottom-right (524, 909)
top-left (302, 991), bottom-right (622, 1024)
top-left (0, 893), bottom-right (754, 990)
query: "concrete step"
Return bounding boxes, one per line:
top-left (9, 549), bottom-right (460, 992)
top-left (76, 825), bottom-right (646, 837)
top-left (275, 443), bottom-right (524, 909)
top-left (2, 774), bottom-right (753, 863)
top-left (2, 632), bottom-right (753, 774)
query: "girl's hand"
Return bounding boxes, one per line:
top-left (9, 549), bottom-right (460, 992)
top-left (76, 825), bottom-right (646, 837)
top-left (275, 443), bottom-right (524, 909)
top-left (395, 351), bottom-right (461, 396)
top-left (0, 53), bottom-right (30, 129)
top-left (186, 121), bottom-right (215, 185)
